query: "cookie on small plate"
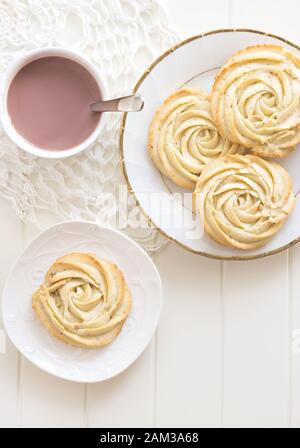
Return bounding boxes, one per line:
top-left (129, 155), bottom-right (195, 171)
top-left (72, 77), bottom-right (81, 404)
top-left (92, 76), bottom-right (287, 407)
top-left (32, 252), bottom-right (132, 349)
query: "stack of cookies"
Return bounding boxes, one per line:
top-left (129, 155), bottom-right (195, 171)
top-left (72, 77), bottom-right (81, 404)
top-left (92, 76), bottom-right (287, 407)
top-left (148, 44), bottom-right (299, 250)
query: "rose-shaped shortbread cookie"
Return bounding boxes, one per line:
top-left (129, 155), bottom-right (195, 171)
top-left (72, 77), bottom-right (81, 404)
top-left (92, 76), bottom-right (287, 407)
top-left (148, 87), bottom-right (244, 189)
top-left (193, 155), bottom-right (295, 250)
top-left (211, 44), bottom-right (300, 158)
top-left (32, 252), bottom-right (131, 348)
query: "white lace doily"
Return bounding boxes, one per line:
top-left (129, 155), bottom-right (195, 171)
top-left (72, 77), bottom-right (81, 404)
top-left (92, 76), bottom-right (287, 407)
top-left (0, 0), bottom-right (177, 252)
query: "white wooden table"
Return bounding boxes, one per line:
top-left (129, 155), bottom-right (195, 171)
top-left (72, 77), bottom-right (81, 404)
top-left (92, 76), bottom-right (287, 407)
top-left (1, 0), bottom-right (300, 428)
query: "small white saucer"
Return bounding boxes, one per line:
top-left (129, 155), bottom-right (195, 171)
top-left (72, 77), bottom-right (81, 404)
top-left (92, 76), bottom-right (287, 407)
top-left (2, 221), bottom-right (163, 382)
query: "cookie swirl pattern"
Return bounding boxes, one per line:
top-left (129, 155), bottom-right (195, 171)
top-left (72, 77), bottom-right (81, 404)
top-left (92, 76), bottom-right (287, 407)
top-left (32, 252), bottom-right (131, 348)
top-left (193, 155), bottom-right (295, 250)
top-left (211, 44), bottom-right (300, 158)
top-left (148, 88), bottom-right (244, 189)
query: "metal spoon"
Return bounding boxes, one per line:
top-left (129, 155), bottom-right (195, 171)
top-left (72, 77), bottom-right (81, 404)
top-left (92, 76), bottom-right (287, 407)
top-left (90, 94), bottom-right (144, 112)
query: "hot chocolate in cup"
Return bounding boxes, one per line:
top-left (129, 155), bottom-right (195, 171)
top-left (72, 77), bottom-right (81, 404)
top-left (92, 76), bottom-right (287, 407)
top-left (0, 47), bottom-right (107, 159)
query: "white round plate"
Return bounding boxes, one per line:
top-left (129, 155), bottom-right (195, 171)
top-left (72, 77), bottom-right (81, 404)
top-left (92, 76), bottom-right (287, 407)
top-left (121, 29), bottom-right (300, 260)
top-left (2, 221), bottom-right (162, 382)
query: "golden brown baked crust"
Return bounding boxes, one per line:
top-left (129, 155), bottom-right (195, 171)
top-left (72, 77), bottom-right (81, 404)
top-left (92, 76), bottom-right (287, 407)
top-left (193, 154), bottom-right (295, 250)
top-left (148, 87), bottom-right (244, 189)
top-left (211, 44), bottom-right (300, 158)
top-left (32, 252), bottom-right (131, 349)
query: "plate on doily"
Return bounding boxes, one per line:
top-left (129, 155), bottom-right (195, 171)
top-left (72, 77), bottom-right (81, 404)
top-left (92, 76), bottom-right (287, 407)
top-left (120, 29), bottom-right (300, 260)
top-left (2, 221), bottom-right (162, 382)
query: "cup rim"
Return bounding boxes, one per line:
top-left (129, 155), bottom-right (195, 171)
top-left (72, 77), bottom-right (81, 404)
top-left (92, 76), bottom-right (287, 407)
top-left (0, 47), bottom-right (107, 159)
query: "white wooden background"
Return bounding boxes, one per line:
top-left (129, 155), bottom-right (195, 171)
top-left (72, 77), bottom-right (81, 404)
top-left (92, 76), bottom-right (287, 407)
top-left (1, 0), bottom-right (300, 428)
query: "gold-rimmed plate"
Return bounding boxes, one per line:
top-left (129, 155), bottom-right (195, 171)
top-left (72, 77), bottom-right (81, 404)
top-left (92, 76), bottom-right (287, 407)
top-left (120, 29), bottom-right (300, 260)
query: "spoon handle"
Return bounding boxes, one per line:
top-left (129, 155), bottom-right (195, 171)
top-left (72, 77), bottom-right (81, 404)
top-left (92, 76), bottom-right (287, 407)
top-left (90, 94), bottom-right (144, 112)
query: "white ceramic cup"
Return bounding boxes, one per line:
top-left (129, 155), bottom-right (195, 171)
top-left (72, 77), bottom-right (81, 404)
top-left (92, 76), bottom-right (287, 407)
top-left (0, 47), bottom-right (107, 159)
